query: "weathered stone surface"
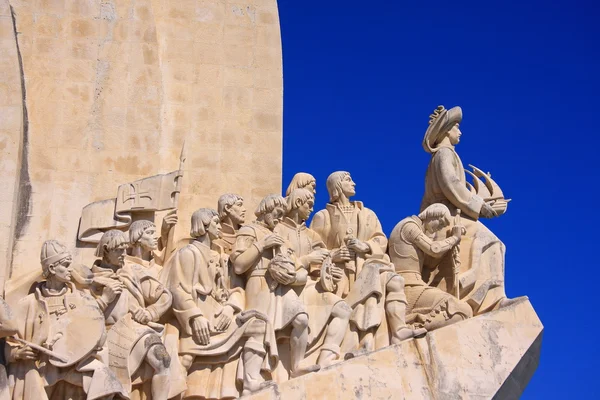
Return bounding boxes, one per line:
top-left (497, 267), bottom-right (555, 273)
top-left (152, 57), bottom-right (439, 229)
top-left (245, 297), bottom-right (542, 400)
top-left (1, 0), bottom-right (283, 285)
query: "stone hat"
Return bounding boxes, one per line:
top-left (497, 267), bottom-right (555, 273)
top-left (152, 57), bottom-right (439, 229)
top-left (422, 105), bottom-right (462, 154)
top-left (40, 239), bottom-right (70, 268)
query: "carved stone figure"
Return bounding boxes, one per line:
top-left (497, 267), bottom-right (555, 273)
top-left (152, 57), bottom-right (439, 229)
top-left (388, 204), bottom-right (473, 331)
top-left (285, 173), bottom-right (317, 196)
top-left (6, 240), bottom-right (127, 400)
top-left (164, 208), bottom-right (276, 398)
top-left (124, 210), bottom-right (178, 280)
top-left (231, 194), bottom-right (320, 378)
top-left (213, 194), bottom-right (247, 255)
top-left (91, 230), bottom-right (174, 400)
top-left (421, 106), bottom-right (511, 314)
top-left (311, 172), bottom-right (425, 352)
top-left (275, 188), bottom-right (351, 368)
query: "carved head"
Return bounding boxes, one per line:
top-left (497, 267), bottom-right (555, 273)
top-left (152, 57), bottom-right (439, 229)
top-left (286, 188), bottom-right (315, 222)
top-left (40, 239), bottom-right (73, 282)
top-left (422, 105), bottom-right (463, 153)
top-left (217, 193), bottom-right (246, 226)
top-left (129, 220), bottom-right (158, 251)
top-left (190, 208), bottom-right (221, 240)
top-left (418, 204), bottom-right (452, 234)
top-left (285, 172), bottom-right (316, 196)
top-left (96, 229), bottom-right (128, 267)
top-left (255, 194), bottom-right (287, 230)
top-left (326, 171), bottom-right (355, 202)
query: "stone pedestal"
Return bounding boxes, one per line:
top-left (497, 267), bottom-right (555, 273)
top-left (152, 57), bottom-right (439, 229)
top-left (246, 298), bottom-right (542, 400)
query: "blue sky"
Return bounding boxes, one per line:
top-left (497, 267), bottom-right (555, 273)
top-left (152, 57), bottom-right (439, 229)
top-left (278, 0), bottom-right (598, 398)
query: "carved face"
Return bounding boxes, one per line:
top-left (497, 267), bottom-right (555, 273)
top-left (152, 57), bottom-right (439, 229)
top-left (264, 206), bottom-right (285, 230)
top-left (207, 215), bottom-right (222, 240)
top-left (105, 243), bottom-right (127, 267)
top-left (447, 124), bottom-right (462, 145)
top-left (139, 226), bottom-right (158, 251)
top-left (51, 256), bottom-right (73, 283)
top-left (297, 198), bottom-right (314, 221)
top-left (228, 200), bottom-right (246, 225)
top-left (424, 217), bottom-right (449, 235)
top-left (340, 174), bottom-right (356, 197)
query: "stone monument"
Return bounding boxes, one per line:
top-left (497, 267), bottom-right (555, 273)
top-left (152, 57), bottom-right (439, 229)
top-left (0, 2), bottom-right (541, 399)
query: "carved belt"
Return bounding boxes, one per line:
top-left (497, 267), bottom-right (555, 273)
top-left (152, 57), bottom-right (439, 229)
top-left (250, 269), bottom-right (267, 277)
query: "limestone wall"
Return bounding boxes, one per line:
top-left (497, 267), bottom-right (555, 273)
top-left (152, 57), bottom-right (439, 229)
top-left (1, 0), bottom-right (283, 284)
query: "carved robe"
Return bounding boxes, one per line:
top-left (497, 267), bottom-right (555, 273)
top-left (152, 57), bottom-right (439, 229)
top-left (165, 241), bottom-right (277, 399)
top-left (311, 202), bottom-right (398, 349)
top-left (231, 223), bottom-right (306, 334)
top-left (310, 201), bottom-right (387, 296)
top-left (7, 283), bottom-right (127, 400)
top-left (389, 216), bottom-right (472, 330)
top-left (90, 261), bottom-right (173, 394)
top-left (421, 146), bottom-right (506, 314)
top-left (275, 218), bottom-right (346, 346)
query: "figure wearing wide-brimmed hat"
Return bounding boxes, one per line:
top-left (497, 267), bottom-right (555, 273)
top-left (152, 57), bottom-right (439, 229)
top-left (421, 105), bottom-right (513, 315)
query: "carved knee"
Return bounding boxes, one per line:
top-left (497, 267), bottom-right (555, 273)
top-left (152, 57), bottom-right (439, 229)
top-left (332, 301), bottom-right (352, 320)
top-left (180, 354), bottom-right (194, 370)
top-left (292, 313), bottom-right (309, 330)
top-left (151, 344), bottom-right (171, 370)
top-left (386, 275), bottom-right (405, 293)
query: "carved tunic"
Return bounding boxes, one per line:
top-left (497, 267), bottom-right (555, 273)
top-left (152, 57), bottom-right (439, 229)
top-left (165, 240), bottom-right (277, 399)
top-left (231, 222), bottom-right (306, 332)
top-left (90, 261), bottom-right (173, 392)
top-left (388, 217), bottom-right (471, 329)
top-left (310, 201), bottom-right (387, 295)
top-left (275, 218), bottom-right (346, 344)
top-left (213, 223), bottom-right (238, 256)
top-left (7, 283), bottom-right (127, 400)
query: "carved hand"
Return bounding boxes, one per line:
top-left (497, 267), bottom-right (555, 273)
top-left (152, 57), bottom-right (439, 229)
top-left (261, 234), bottom-right (284, 250)
top-left (133, 308), bottom-right (152, 324)
top-left (161, 209), bottom-right (178, 238)
top-left (191, 316), bottom-right (211, 345)
top-left (331, 266), bottom-right (344, 283)
top-left (346, 238), bottom-right (370, 254)
top-left (451, 225), bottom-right (464, 240)
top-left (331, 247), bottom-right (352, 263)
top-left (12, 345), bottom-right (38, 361)
top-left (480, 203), bottom-right (498, 219)
top-left (271, 267), bottom-right (296, 286)
top-left (214, 305), bottom-right (235, 332)
top-left (102, 281), bottom-right (124, 303)
top-left (306, 249), bottom-right (329, 264)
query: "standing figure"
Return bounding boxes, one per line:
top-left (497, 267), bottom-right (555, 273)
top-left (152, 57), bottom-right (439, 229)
top-left (311, 172), bottom-right (425, 352)
top-left (92, 230), bottom-right (173, 400)
top-left (231, 194), bottom-right (320, 378)
top-left (285, 173), bottom-right (316, 196)
top-left (6, 240), bottom-right (127, 400)
top-left (125, 210), bottom-right (178, 279)
top-left (421, 105), bottom-right (511, 314)
top-left (275, 188), bottom-right (351, 368)
top-left (213, 194), bottom-right (247, 255)
top-left (165, 208), bottom-right (276, 398)
top-left (388, 204), bottom-right (473, 331)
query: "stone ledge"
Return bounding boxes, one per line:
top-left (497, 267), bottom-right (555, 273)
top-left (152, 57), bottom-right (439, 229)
top-left (246, 297), bottom-right (542, 400)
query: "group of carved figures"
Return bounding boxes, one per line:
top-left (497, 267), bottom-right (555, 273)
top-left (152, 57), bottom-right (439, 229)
top-left (0, 106), bottom-right (515, 400)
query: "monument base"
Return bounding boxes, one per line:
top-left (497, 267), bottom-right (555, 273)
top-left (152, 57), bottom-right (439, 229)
top-left (246, 297), bottom-right (542, 400)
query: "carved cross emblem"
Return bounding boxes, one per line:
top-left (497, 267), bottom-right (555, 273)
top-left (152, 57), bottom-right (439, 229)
top-left (122, 183), bottom-right (152, 208)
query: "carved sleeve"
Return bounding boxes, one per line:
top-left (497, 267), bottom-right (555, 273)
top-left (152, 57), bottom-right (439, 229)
top-left (230, 228), bottom-right (261, 275)
top-left (408, 225), bottom-right (459, 258)
top-left (169, 248), bottom-right (204, 328)
top-left (366, 213), bottom-right (388, 256)
top-left (433, 148), bottom-right (484, 220)
top-left (309, 210), bottom-right (330, 249)
top-left (141, 278), bottom-right (173, 322)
